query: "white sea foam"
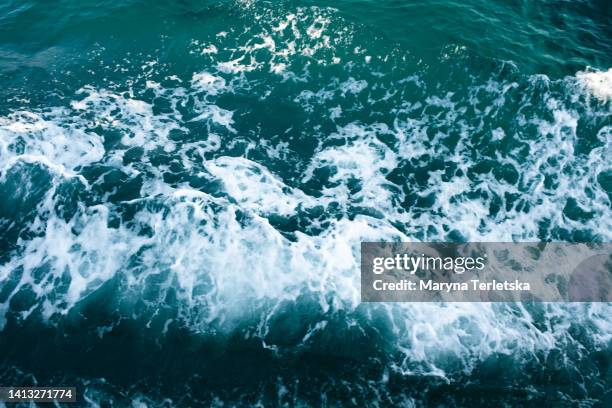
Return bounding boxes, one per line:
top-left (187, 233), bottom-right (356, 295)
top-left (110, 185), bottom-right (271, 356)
top-left (303, 122), bottom-right (399, 213)
top-left (201, 6), bottom-right (345, 82)
top-left (0, 110), bottom-right (104, 173)
top-left (206, 156), bottom-right (317, 215)
top-left (191, 72), bottom-right (227, 95)
top-left (576, 68), bottom-right (612, 102)
top-left (340, 78), bottom-right (368, 95)
top-left (70, 87), bottom-right (184, 154)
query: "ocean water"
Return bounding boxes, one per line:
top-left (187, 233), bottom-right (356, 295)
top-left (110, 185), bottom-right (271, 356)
top-left (0, 0), bottom-right (611, 406)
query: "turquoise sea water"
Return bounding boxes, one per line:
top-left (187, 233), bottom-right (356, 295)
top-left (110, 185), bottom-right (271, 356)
top-left (0, 0), bottom-right (611, 406)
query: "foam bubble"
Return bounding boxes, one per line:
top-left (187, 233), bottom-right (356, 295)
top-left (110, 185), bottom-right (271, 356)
top-left (0, 110), bottom-right (104, 174)
top-left (191, 72), bottom-right (227, 95)
top-left (576, 68), bottom-right (612, 102)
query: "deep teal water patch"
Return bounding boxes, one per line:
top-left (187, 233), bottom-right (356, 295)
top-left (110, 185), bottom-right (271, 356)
top-left (0, 0), bottom-right (611, 406)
